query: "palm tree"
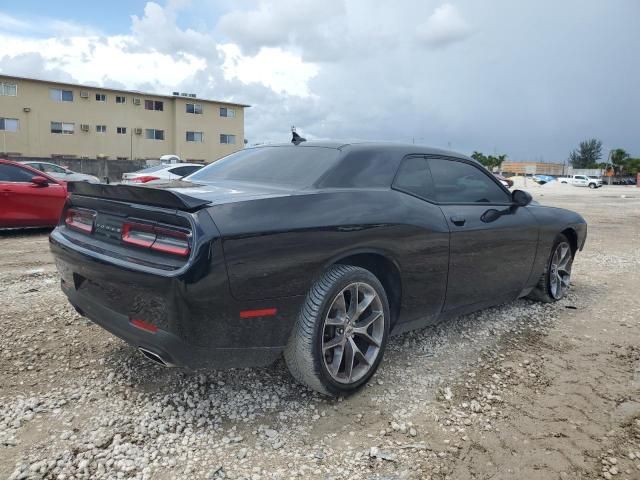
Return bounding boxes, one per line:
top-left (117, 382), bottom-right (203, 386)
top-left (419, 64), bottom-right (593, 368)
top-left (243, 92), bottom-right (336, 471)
top-left (610, 148), bottom-right (630, 174)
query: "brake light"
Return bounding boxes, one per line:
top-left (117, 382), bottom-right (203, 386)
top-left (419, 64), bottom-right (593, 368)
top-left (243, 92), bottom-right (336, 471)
top-left (121, 222), bottom-right (191, 256)
top-left (65, 208), bottom-right (96, 234)
top-left (121, 222), bottom-right (155, 248)
top-left (130, 176), bottom-right (160, 183)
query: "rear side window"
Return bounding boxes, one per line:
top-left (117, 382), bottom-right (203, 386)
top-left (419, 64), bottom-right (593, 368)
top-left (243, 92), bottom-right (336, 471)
top-left (316, 150), bottom-right (399, 188)
top-left (0, 164), bottom-right (38, 182)
top-left (393, 157), bottom-right (434, 200)
top-left (428, 158), bottom-right (510, 204)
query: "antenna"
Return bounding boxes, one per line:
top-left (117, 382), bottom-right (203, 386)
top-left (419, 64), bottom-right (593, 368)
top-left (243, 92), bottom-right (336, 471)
top-left (291, 126), bottom-right (306, 146)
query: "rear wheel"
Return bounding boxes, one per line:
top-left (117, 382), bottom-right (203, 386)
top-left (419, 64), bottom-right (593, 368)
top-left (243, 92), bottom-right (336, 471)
top-left (284, 265), bottom-right (390, 396)
top-left (527, 234), bottom-right (574, 302)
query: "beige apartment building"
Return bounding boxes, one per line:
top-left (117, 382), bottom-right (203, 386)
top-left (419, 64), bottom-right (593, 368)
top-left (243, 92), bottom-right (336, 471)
top-left (0, 74), bottom-right (248, 162)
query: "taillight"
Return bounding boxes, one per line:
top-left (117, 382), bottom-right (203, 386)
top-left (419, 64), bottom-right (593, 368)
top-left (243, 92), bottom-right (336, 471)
top-left (65, 208), bottom-right (96, 234)
top-left (130, 176), bottom-right (160, 183)
top-left (121, 222), bottom-right (191, 256)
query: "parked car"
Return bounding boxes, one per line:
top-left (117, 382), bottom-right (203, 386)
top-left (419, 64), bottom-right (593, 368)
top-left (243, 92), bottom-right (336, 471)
top-left (21, 161), bottom-right (100, 183)
top-left (557, 175), bottom-right (603, 188)
top-left (121, 163), bottom-right (204, 184)
top-left (1, 159), bottom-right (68, 228)
top-left (50, 143), bottom-right (587, 395)
top-left (493, 173), bottom-right (514, 188)
top-left (532, 175), bottom-right (556, 185)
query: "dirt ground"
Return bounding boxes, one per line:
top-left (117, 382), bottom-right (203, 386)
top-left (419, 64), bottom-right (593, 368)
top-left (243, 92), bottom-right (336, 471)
top-left (1, 184), bottom-right (639, 480)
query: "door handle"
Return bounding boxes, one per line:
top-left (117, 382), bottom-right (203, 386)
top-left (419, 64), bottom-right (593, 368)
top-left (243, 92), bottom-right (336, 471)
top-left (450, 215), bottom-right (466, 226)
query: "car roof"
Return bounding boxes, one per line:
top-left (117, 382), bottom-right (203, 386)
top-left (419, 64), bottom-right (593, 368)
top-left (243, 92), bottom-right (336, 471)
top-left (245, 141), bottom-right (474, 162)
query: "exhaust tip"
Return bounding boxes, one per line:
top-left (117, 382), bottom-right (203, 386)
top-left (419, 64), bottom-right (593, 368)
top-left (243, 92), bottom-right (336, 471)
top-left (138, 347), bottom-right (173, 367)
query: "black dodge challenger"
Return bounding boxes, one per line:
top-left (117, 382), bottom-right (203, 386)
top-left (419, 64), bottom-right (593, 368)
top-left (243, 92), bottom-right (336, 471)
top-left (50, 142), bottom-right (586, 395)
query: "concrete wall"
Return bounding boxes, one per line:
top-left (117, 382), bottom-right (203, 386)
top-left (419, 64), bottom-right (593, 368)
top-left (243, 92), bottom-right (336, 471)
top-left (0, 75), bottom-right (245, 162)
top-left (7, 155), bottom-right (147, 183)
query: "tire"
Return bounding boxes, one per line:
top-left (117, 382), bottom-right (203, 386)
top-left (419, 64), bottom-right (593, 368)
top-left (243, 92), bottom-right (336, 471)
top-left (527, 234), bottom-right (574, 303)
top-left (284, 265), bottom-right (390, 396)
top-left (589, 183), bottom-right (596, 189)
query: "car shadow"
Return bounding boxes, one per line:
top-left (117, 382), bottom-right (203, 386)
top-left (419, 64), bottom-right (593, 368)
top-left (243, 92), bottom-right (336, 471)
top-left (0, 227), bottom-right (53, 238)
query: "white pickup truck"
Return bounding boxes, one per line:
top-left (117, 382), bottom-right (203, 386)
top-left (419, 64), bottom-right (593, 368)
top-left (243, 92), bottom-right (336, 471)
top-left (557, 175), bottom-right (603, 188)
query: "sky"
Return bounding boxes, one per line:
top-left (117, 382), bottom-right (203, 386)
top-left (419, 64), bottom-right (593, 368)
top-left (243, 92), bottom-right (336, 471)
top-left (1, 0), bottom-right (638, 161)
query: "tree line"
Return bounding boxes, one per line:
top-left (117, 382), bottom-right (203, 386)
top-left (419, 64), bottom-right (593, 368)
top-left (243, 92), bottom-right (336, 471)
top-left (471, 139), bottom-right (639, 176)
top-left (569, 139), bottom-right (640, 175)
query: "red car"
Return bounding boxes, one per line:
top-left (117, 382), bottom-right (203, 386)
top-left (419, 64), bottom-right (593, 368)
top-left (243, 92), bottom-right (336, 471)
top-left (0, 159), bottom-right (68, 228)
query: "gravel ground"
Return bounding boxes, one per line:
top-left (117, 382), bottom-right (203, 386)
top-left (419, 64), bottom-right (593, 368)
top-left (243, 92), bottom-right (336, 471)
top-left (1, 184), bottom-right (639, 480)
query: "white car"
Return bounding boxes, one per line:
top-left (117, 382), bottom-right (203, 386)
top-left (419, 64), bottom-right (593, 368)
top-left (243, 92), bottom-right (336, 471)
top-left (21, 161), bottom-right (100, 183)
top-left (557, 175), bottom-right (603, 188)
top-left (121, 163), bottom-right (204, 184)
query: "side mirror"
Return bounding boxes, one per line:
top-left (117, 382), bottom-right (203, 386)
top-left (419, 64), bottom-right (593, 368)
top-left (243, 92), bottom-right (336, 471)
top-left (512, 189), bottom-right (532, 207)
top-left (31, 176), bottom-right (49, 186)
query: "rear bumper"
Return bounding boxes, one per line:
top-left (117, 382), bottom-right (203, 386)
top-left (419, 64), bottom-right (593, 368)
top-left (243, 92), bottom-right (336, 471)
top-left (50, 226), bottom-right (303, 370)
top-left (61, 281), bottom-right (282, 368)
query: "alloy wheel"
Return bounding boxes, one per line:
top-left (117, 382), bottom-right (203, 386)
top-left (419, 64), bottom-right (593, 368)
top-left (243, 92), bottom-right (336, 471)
top-left (549, 242), bottom-right (572, 299)
top-left (321, 282), bottom-right (385, 384)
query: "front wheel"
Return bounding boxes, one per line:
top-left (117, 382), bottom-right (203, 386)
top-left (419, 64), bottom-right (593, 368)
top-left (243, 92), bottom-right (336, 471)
top-left (527, 234), bottom-right (574, 303)
top-left (284, 265), bottom-right (390, 396)
top-left (589, 183), bottom-right (596, 189)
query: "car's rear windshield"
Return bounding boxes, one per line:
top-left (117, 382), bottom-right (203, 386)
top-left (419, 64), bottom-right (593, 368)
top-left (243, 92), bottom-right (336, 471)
top-left (134, 164), bottom-right (172, 174)
top-left (185, 146), bottom-right (341, 187)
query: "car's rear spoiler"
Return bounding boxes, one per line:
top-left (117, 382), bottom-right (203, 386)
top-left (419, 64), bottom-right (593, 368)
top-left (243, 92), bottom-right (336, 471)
top-left (67, 182), bottom-right (211, 212)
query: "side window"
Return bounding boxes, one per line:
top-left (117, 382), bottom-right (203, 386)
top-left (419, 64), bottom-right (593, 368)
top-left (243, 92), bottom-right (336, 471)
top-left (428, 158), bottom-right (510, 204)
top-left (42, 163), bottom-right (66, 174)
top-left (393, 156), bottom-right (434, 199)
top-left (0, 164), bottom-right (38, 182)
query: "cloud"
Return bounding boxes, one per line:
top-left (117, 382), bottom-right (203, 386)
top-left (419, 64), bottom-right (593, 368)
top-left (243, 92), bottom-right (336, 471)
top-left (219, 44), bottom-right (319, 97)
top-left (416, 3), bottom-right (472, 47)
top-left (216, 0), bottom-right (348, 61)
top-left (0, 12), bottom-right (29, 30)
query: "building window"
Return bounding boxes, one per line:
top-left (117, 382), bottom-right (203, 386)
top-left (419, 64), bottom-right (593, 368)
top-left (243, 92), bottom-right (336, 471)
top-left (0, 118), bottom-right (19, 132)
top-left (186, 131), bottom-right (204, 142)
top-left (145, 129), bottom-right (164, 140)
top-left (95, 93), bottom-right (107, 102)
top-left (220, 107), bottom-right (236, 118)
top-left (220, 134), bottom-right (236, 144)
top-left (96, 125), bottom-right (107, 133)
top-left (186, 103), bottom-right (203, 114)
top-left (116, 96), bottom-right (126, 104)
top-left (144, 100), bottom-right (164, 111)
top-left (50, 88), bottom-right (74, 102)
top-left (0, 83), bottom-right (17, 96)
top-left (117, 127), bottom-right (127, 134)
top-left (51, 122), bottom-right (75, 135)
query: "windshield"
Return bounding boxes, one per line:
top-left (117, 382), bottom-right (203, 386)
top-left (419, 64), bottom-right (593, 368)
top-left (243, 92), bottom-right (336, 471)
top-left (185, 146), bottom-right (341, 187)
top-left (134, 164), bottom-right (172, 174)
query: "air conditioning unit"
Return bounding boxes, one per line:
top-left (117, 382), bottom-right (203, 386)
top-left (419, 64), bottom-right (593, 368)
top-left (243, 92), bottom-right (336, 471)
top-left (134, 127), bottom-right (143, 135)
top-left (133, 98), bottom-right (141, 105)
top-left (80, 124), bottom-right (90, 132)
top-left (80, 91), bottom-right (89, 98)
